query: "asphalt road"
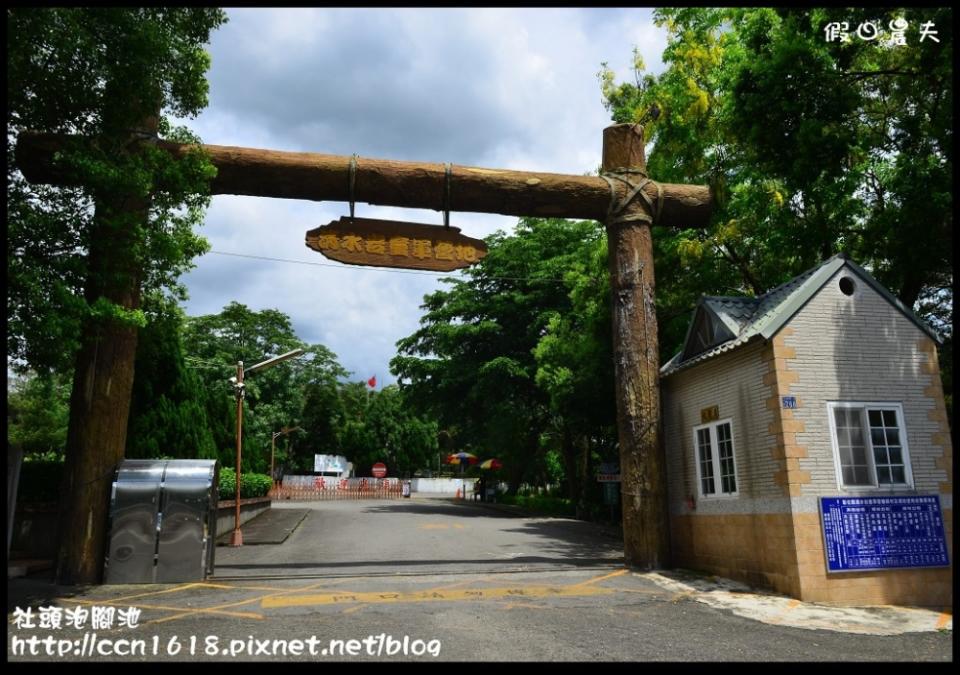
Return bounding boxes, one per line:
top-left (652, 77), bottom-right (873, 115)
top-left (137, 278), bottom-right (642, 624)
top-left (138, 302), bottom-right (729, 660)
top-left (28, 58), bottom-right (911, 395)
top-left (7, 498), bottom-right (953, 662)
top-left (213, 498), bottom-right (625, 579)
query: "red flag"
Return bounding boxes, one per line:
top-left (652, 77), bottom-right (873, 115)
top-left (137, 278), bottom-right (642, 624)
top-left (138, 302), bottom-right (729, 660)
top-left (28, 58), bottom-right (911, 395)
top-left (367, 375), bottom-right (376, 388)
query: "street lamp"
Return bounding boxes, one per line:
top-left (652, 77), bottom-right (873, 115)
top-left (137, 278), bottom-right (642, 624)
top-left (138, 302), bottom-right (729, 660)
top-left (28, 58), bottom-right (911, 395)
top-left (271, 425), bottom-right (303, 488)
top-left (229, 348), bottom-right (304, 547)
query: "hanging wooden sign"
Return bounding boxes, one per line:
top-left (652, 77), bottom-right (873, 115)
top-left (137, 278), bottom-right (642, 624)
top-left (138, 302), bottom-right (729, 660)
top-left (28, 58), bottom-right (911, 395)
top-left (305, 217), bottom-right (488, 272)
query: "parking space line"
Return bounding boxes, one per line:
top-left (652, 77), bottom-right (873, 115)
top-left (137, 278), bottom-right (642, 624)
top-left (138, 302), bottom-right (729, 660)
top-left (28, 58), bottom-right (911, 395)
top-left (262, 583), bottom-right (615, 609)
top-left (570, 568), bottom-right (627, 587)
top-left (145, 579), bottom-right (342, 625)
top-left (57, 582), bottom-right (203, 606)
top-left (56, 597), bottom-right (264, 621)
top-left (196, 582), bottom-right (292, 592)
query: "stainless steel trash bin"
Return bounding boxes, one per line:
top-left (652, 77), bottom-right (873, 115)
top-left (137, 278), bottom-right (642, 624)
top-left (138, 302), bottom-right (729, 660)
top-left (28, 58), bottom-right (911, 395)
top-left (104, 459), bottom-right (218, 584)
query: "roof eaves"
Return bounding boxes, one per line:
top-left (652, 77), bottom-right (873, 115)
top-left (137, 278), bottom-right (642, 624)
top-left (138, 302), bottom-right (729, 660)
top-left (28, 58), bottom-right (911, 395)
top-left (660, 334), bottom-right (760, 378)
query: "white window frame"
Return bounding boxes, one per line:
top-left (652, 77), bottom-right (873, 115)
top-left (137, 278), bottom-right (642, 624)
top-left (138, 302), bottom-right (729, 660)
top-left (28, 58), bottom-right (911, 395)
top-left (826, 401), bottom-right (914, 491)
top-left (692, 418), bottom-right (740, 499)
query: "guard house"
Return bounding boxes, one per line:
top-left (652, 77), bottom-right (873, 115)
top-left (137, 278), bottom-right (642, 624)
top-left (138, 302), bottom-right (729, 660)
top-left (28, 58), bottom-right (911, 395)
top-left (661, 253), bottom-right (952, 607)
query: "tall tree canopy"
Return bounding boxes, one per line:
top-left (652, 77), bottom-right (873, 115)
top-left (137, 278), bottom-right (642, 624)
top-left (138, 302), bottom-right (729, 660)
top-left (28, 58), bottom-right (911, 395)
top-left (599, 8), bottom-right (952, 368)
top-left (182, 301), bottom-right (348, 473)
top-left (339, 385), bottom-right (439, 478)
top-left (126, 305), bottom-right (218, 462)
top-left (8, 8), bottom-right (227, 375)
top-left (392, 218), bottom-right (618, 498)
top-left (7, 8), bottom-right (227, 583)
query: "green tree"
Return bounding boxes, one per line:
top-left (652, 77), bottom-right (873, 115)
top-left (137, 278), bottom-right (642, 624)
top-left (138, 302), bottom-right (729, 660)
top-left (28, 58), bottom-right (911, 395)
top-left (126, 303), bottom-right (217, 461)
top-left (7, 372), bottom-right (72, 459)
top-left (533, 235), bottom-right (618, 514)
top-left (8, 8), bottom-right (227, 583)
top-left (392, 218), bottom-right (609, 495)
top-left (326, 384), bottom-right (438, 478)
top-left (599, 8), bottom-right (952, 366)
top-left (182, 302), bottom-right (348, 473)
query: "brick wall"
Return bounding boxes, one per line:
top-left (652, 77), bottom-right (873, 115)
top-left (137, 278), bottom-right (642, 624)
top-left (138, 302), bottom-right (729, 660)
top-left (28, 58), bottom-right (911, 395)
top-left (663, 340), bottom-right (780, 507)
top-left (670, 513), bottom-right (801, 597)
top-left (663, 341), bottom-right (802, 596)
top-left (782, 268), bottom-right (950, 497)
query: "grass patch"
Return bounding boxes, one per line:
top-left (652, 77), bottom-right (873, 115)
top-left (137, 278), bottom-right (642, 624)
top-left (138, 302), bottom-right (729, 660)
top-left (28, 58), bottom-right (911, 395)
top-left (498, 494), bottom-right (575, 518)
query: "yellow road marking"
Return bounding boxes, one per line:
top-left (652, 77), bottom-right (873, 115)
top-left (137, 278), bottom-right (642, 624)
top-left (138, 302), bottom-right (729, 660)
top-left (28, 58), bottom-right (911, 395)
top-left (57, 597), bottom-right (263, 621)
top-left (196, 582), bottom-right (293, 592)
top-left (419, 524), bottom-right (448, 530)
top-left (262, 583), bottom-right (614, 609)
top-left (936, 612), bottom-right (952, 630)
top-left (602, 586), bottom-right (663, 596)
top-left (145, 579), bottom-right (338, 625)
top-left (571, 569), bottom-right (627, 587)
top-left (500, 601), bottom-right (549, 610)
top-left (57, 582), bottom-right (203, 606)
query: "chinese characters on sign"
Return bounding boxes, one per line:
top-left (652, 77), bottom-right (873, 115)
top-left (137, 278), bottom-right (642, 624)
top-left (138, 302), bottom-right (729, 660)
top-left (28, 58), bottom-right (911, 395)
top-left (820, 496), bottom-right (949, 572)
top-left (305, 217), bottom-right (488, 272)
top-left (824, 18), bottom-right (938, 45)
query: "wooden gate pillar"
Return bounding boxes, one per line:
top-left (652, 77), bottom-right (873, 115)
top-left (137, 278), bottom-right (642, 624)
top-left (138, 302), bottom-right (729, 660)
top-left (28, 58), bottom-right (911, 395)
top-left (602, 123), bottom-right (670, 569)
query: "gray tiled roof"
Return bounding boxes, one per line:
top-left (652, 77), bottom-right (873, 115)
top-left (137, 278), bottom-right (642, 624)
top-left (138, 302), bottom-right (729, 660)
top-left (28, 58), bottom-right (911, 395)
top-left (702, 296), bottom-right (757, 335)
top-left (661, 253), bottom-right (941, 378)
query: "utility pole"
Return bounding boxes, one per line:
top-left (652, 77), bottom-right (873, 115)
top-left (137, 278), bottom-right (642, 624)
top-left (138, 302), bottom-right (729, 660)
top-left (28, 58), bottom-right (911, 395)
top-left (229, 348), bottom-right (303, 546)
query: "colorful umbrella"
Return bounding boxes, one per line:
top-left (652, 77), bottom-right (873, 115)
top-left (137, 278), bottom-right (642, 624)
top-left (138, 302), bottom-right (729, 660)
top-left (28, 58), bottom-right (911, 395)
top-left (478, 458), bottom-right (502, 470)
top-left (445, 452), bottom-right (478, 466)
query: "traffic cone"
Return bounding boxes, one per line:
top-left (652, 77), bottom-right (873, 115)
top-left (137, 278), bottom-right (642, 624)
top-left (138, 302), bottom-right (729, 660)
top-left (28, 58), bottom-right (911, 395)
top-left (455, 487), bottom-right (461, 499)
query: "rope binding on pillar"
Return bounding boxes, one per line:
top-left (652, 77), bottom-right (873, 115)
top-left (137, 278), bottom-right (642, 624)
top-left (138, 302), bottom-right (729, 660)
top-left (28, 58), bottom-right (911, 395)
top-left (599, 167), bottom-right (663, 227)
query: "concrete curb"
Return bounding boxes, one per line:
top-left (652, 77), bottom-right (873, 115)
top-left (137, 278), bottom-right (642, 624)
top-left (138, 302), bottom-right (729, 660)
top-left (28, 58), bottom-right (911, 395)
top-left (216, 508), bottom-right (309, 546)
top-left (642, 570), bottom-right (953, 635)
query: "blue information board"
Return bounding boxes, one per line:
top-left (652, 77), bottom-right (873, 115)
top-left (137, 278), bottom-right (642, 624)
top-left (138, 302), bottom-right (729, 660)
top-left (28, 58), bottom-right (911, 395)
top-left (820, 495), bottom-right (950, 573)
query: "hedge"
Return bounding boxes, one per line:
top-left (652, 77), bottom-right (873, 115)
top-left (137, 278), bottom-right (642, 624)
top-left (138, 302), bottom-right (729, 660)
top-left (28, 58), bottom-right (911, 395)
top-left (217, 468), bottom-right (272, 500)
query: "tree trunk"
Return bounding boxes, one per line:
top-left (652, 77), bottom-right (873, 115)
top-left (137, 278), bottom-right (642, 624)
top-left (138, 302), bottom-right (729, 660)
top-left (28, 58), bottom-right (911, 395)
top-left (603, 123), bottom-right (671, 570)
top-left (55, 118), bottom-right (155, 585)
top-left (17, 132), bottom-right (713, 230)
top-left (559, 426), bottom-right (580, 511)
top-left (577, 435), bottom-right (590, 519)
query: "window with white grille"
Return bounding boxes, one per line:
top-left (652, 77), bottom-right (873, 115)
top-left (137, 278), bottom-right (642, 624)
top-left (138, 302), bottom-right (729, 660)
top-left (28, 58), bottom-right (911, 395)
top-left (693, 419), bottom-right (738, 497)
top-left (827, 402), bottom-right (913, 489)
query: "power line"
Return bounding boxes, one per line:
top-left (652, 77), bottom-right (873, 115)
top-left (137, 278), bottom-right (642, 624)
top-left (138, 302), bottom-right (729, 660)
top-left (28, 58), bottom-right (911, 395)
top-left (208, 250), bottom-right (571, 284)
top-left (210, 250), bottom-right (461, 278)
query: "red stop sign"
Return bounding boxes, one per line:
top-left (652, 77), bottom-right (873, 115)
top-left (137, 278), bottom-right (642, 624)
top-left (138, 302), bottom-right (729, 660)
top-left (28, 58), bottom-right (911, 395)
top-left (372, 462), bottom-right (387, 478)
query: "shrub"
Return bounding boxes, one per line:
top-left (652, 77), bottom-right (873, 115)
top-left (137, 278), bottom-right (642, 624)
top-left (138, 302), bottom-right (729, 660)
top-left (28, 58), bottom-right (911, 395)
top-left (218, 467), bottom-right (272, 500)
top-left (499, 494), bottom-right (574, 518)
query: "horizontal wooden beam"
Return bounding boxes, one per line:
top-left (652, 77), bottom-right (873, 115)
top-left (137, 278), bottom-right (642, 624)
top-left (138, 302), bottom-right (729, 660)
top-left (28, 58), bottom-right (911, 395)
top-left (15, 131), bottom-right (712, 229)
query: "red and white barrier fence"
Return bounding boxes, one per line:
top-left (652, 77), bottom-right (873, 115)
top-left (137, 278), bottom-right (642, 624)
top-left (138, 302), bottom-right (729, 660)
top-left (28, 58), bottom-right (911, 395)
top-left (270, 476), bottom-right (403, 501)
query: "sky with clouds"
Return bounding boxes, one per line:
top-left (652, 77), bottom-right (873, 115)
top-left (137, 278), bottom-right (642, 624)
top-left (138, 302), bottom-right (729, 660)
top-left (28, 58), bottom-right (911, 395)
top-left (179, 8), bottom-right (669, 385)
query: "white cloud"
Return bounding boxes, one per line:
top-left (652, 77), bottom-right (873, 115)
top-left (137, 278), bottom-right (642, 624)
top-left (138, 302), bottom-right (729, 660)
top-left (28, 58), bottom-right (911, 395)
top-left (180, 8), bottom-right (666, 385)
